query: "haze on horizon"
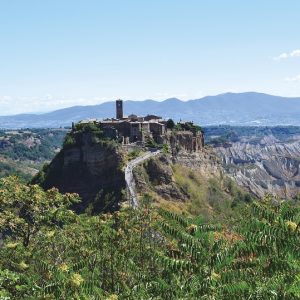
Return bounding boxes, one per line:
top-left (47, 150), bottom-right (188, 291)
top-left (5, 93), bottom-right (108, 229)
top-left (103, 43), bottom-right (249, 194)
top-left (1, 0), bottom-right (300, 115)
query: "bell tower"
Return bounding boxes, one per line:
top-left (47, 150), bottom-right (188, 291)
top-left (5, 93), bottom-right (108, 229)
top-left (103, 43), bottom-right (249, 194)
top-left (116, 99), bottom-right (123, 119)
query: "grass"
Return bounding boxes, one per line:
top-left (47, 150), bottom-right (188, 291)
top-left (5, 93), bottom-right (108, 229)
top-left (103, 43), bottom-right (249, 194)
top-left (127, 149), bottom-right (144, 161)
top-left (170, 164), bottom-right (250, 222)
top-left (133, 154), bottom-right (253, 222)
top-left (172, 164), bottom-right (219, 219)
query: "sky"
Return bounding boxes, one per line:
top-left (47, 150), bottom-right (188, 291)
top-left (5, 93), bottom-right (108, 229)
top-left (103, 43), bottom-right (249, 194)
top-left (1, 0), bottom-right (300, 115)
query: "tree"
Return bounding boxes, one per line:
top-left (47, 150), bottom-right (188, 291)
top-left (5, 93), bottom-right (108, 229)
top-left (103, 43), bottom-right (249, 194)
top-left (1, 183), bottom-right (299, 299)
top-left (0, 176), bottom-right (80, 247)
top-left (166, 119), bottom-right (175, 129)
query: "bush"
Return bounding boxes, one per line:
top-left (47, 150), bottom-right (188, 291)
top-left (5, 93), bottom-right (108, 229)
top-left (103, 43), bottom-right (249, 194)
top-left (63, 134), bottom-right (76, 148)
top-left (166, 119), bottom-right (175, 129)
top-left (162, 143), bottom-right (170, 154)
top-left (145, 136), bottom-right (158, 148)
top-left (127, 149), bottom-right (141, 160)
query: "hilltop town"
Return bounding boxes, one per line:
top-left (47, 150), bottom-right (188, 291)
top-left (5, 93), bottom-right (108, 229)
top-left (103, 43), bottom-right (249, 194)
top-left (77, 99), bottom-right (204, 153)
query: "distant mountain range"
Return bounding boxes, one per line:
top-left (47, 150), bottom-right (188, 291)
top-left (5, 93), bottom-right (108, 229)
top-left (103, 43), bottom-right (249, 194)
top-left (1, 92), bottom-right (300, 128)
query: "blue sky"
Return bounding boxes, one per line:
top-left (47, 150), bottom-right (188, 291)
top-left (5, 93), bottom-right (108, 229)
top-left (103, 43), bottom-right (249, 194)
top-left (0, 0), bottom-right (300, 115)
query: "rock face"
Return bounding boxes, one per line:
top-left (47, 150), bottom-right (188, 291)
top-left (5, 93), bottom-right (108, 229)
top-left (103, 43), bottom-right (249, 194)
top-left (133, 154), bottom-right (187, 201)
top-left (33, 132), bottom-right (126, 213)
top-left (173, 148), bottom-right (221, 178)
top-left (215, 135), bottom-right (300, 198)
top-left (166, 131), bottom-right (204, 154)
top-left (133, 146), bottom-right (224, 204)
top-left (132, 147), bottom-right (252, 221)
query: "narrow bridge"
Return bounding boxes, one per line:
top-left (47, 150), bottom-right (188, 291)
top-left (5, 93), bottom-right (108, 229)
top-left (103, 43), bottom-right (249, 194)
top-left (125, 150), bottom-right (160, 208)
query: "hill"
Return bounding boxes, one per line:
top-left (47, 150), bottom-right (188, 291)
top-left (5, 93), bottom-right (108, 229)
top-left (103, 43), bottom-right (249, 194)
top-left (0, 128), bottom-right (68, 181)
top-left (31, 122), bottom-right (250, 216)
top-left (1, 92), bottom-right (300, 128)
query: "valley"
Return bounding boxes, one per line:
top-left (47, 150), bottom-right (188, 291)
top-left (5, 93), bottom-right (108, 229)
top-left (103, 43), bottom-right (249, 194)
top-left (0, 128), bottom-right (68, 181)
top-left (1, 125), bottom-right (299, 202)
top-left (205, 126), bottom-right (300, 199)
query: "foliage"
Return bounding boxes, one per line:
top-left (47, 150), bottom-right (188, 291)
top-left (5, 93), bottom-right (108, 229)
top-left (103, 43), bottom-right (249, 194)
top-left (152, 199), bottom-right (300, 299)
top-left (63, 134), bottom-right (76, 148)
top-left (171, 164), bottom-right (253, 221)
top-left (127, 149), bottom-right (142, 161)
top-left (0, 129), bottom-right (67, 161)
top-left (0, 178), bottom-right (299, 299)
top-left (63, 122), bottom-right (119, 151)
top-left (166, 119), bottom-right (175, 129)
top-left (0, 162), bottom-right (32, 182)
top-left (145, 136), bottom-right (158, 148)
top-left (161, 143), bottom-right (170, 154)
top-left (174, 121), bottom-right (203, 133)
top-left (0, 176), bottom-right (80, 247)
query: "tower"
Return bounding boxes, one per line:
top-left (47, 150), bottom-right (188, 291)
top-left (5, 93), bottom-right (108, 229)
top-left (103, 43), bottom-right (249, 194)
top-left (116, 99), bottom-right (123, 119)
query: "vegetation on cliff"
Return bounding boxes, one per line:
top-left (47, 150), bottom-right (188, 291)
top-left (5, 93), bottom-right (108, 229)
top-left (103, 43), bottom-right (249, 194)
top-left (133, 155), bottom-right (252, 222)
top-left (32, 124), bottom-right (125, 213)
top-left (63, 123), bottom-right (115, 149)
top-left (1, 177), bottom-right (300, 299)
top-left (173, 121), bottom-right (203, 133)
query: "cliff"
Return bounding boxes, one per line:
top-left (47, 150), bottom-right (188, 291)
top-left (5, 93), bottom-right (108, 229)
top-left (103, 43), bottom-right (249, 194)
top-left (133, 148), bottom-right (252, 220)
top-left (215, 135), bottom-right (300, 198)
top-left (165, 130), bottom-right (204, 154)
top-left (32, 126), bottom-right (126, 213)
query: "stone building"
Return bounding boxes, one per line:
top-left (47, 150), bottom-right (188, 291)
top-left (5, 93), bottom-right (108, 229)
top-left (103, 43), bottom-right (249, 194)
top-left (78, 99), bottom-right (204, 152)
top-left (99, 100), bottom-right (166, 144)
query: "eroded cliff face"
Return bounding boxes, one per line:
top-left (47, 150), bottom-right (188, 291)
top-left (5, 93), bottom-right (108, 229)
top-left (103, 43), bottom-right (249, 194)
top-left (133, 155), bottom-right (187, 202)
top-left (165, 131), bottom-right (204, 153)
top-left (33, 133), bottom-right (126, 213)
top-left (173, 148), bottom-right (221, 177)
top-left (215, 135), bottom-right (300, 198)
top-left (132, 147), bottom-right (250, 219)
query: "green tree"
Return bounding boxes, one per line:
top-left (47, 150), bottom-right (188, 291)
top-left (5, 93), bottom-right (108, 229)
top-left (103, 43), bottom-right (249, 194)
top-left (0, 176), bottom-right (80, 247)
top-left (166, 119), bottom-right (175, 129)
top-left (1, 184), bottom-right (299, 299)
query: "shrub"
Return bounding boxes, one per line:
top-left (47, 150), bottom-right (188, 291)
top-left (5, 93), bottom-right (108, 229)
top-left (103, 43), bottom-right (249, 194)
top-left (166, 119), bottom-right (175, 129)
top-left (63, 134), bottom-right (76, 148)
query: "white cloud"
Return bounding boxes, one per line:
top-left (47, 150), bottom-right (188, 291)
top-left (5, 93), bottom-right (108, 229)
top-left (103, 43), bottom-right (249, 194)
top-left (0, 95), bottom-right (111, 115)
top-left (0, 96), bottom-right (12, 104)
top-left (274, 49), bottom-right (300, 60)
top-left (290, 50), bottom-right (300, 57)
top-left (285, 75), bottom-right (300, 82)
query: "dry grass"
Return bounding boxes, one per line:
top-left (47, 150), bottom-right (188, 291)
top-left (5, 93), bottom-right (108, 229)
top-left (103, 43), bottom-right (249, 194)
top-left (136, 158), bottom-right (249, 222)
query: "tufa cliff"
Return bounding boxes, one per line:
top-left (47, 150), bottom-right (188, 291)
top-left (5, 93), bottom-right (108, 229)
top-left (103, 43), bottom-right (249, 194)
top-left (165, 130), bottom-right (204, 154)
top-left (32, 124), bottom-right (126, 213)
top-left (132, 148), bottom-right (252, 221)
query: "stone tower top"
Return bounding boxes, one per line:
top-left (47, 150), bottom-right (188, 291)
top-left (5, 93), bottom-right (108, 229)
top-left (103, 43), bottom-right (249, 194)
top-left (116, 99), bottom-right (123, 119)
